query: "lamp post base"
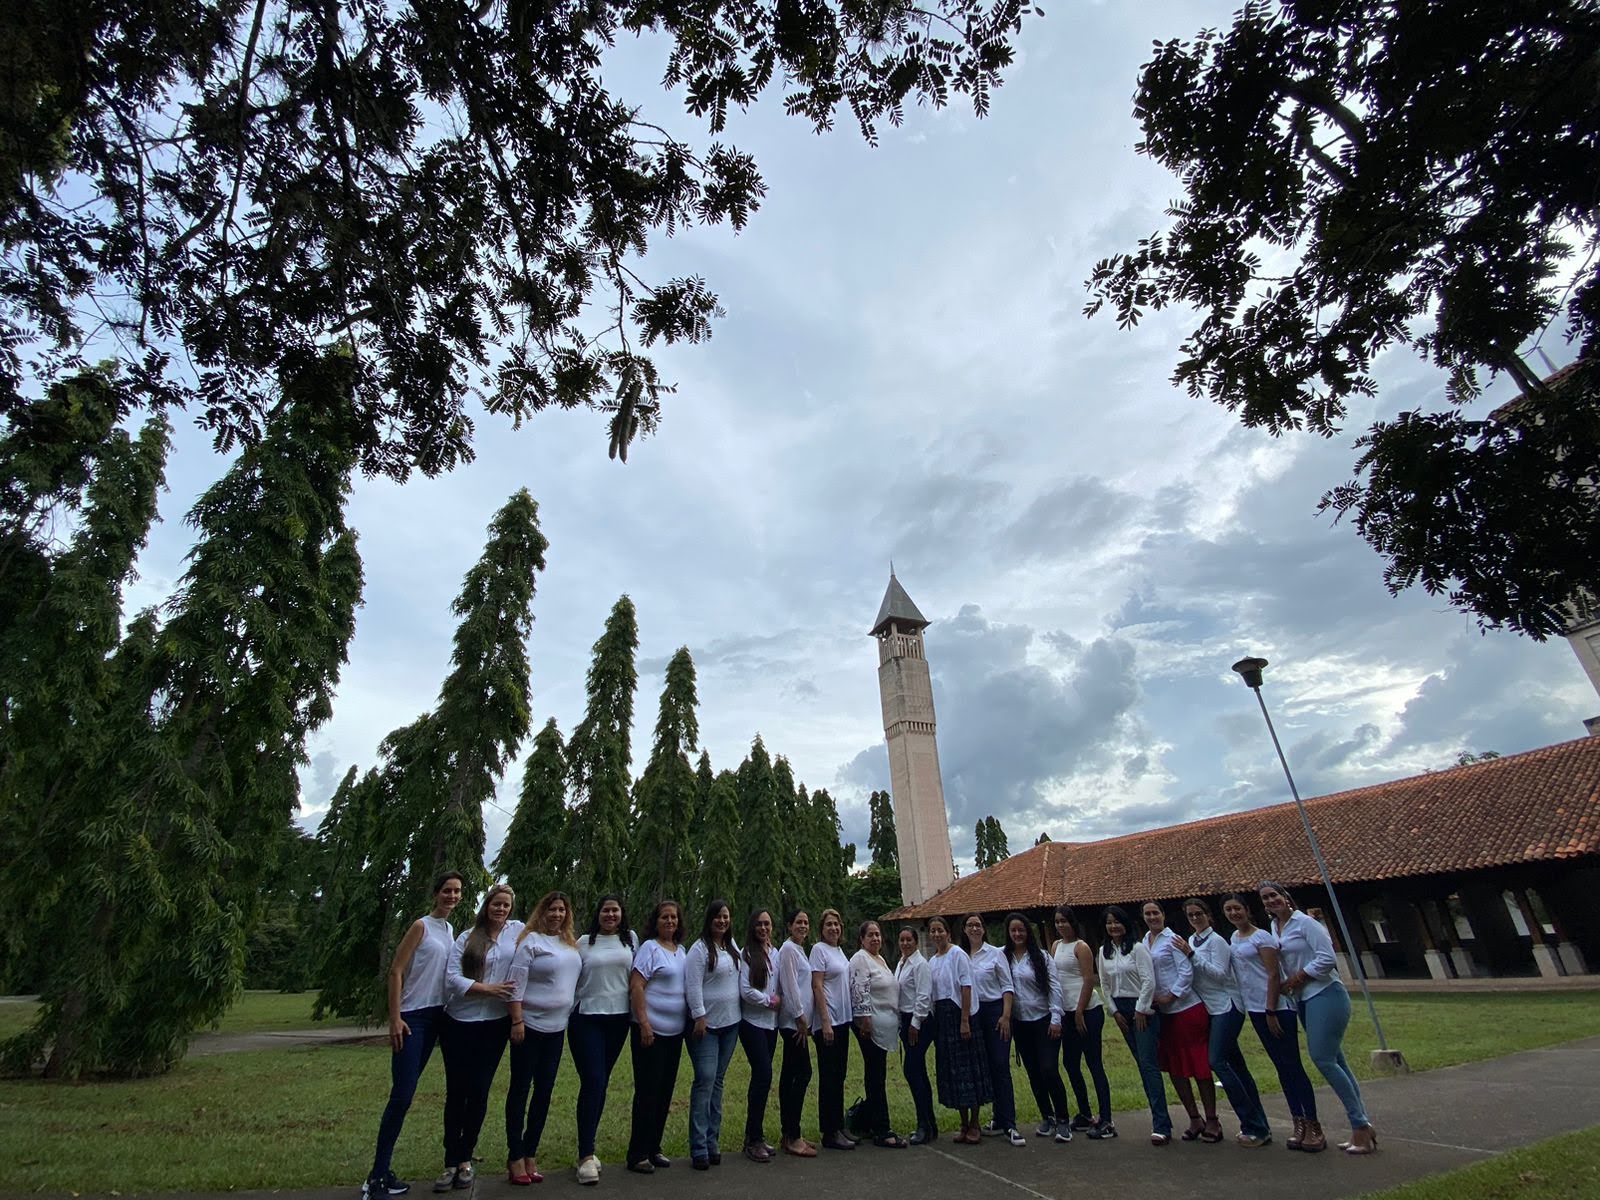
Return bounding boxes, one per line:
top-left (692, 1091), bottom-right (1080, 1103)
top-left (1370, 1048), bottom-right (1409, 1074)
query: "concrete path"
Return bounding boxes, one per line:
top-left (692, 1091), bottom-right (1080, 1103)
top-left (187, 1026), bottom-right (383, 1055)
top-left (65, 1036), bottom-right (1600, 1200)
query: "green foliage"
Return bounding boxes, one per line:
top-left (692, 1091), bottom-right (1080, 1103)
top-left (2, 0), bottom-right (1034, 477)
top-left (973, 815), bottom-right (1010, 871)
top-left (2, 353), bottom-right (363, 1076)
top-left (867, 789), bottom-right (898, 870)
top-left (843, 864), bottom-right (905, 937)
top-left (1086, 1), bottom-right (1600, 638)
top-left (495, 718), bottom-right (571, 905)
top-left (313, 490), bottom-right (547, 1021)
top-left (695, 768), bottom-right (742, 916)
top-left (628, 648), bottom-right (700, 914)
top-left (734, 735), bottom-right (782, 918)
top-left (566, 596), bottom-right (639, 913)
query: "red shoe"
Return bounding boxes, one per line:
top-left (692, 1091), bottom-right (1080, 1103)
top-left (508, 1163), bottom-right (533, 1186)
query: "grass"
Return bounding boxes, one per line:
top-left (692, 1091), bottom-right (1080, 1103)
top-left (0, 990), bottom-right (358, 1043)
top-left (0, 991), bottom-right (1595, 1193)
top-left (1358, 1126), bottom-right (1600, 1200)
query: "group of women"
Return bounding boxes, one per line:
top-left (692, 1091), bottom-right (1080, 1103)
top-left (360, 872), bottom-right (1377, 1196)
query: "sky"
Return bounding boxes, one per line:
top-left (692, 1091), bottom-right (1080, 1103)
top-left (121, 0), bottom-right (1594, 875)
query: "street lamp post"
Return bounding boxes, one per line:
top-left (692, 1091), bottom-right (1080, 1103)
top-left (1231, 656), bottom-right (1407, 1072)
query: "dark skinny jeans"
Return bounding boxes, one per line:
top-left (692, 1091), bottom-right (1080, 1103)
top-left (1012, 1017), bottom-right (1069, 1124)
top-left (625, 1026), bottom-right (684, 1165)
top-left (899, 1011), bottom-right (937, 1134)
top-left (567, 1011), bottom-right (630, 1158)
top-left (1060, 1005), bottom-right (1113, 1122)
top-left (813, 1023), bottom-right (852, 1137)
top-left (441, 1015), bottom-right (511, 1165)
top-left (851, 1025), bottom-right (891, 1135)
top-left (505, 1027), bottom-right (565, 1160)
top-left (975, 998), bottom-right (1017, 1130)
top-left (1249, 1009), bottom-right (1319, 1121)
top-left (778, 1027), bottom-right (813, 1140)
top-left (369, 1005), bottom-right (444, 1180)
top-left (739, 1021), bottom-right (778, 1146)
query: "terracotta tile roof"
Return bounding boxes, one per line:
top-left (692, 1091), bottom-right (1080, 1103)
top-left (1488, 357), bottom-right (1589, 421)
top-left (884, 736), bottom-right (1600, 921)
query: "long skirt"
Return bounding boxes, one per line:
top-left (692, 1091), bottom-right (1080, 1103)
top-left (933, 998), bottom-right (991, 1109)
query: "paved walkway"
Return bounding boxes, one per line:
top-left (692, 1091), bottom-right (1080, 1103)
top-left (82, 1035), bottom-right (1600, 1200)
top-left (187, 1026), bottom-right (383, 1055)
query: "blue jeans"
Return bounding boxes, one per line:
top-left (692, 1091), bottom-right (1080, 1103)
top-left (687, 1023), bottom-right (740, 1159)
top-left (1209, 1007), bottom-right (1269, 1137)
top-left (370, 1005), bottom-right (444, 1179)
top-left (975, 998), bottom-right (1016, 1129)
top-left (1113, 997), bottom-right (1171, 1136)
top-left (899, 1012), bottom-right (936, 1133)
top-left (1061, 1006), bottom-right (1113, 1122)
top-left (505, 1027), bottom-right (565, 1159)
top-left (568, 1012), bottom-right (630, 1158)
top-left (1300, 982), bottom-right (1370, 1128)
top-left (1249, 1010), bottom-right (1318, 1121)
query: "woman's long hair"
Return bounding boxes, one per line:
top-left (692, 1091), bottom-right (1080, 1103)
top-left (584, 892), bottom-right (633, 949)
top-left (461, 883), bottom-right (515, 980)
top-left (960, 912), bottom-right (988, 955)
top-left (643, 898), bottom-right (682, 944)
top-left (1101, 904), bottom-right (1136, 960)
top-left (697, 898), bottom-right (734, 969)
top-left (743, 909), bottom-right (773, 991)
top-left (519, 890), bottom-right (577, 947)
top-left (1005, 911), bottom-right (1049, 990)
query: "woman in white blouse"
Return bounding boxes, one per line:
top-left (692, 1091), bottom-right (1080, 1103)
top-left (1099, 904), bottom-right (1168, 1144)
top-left (1004, 913), bottom-right (1070, 1143)
top-left (927, 915), bottom-right (990, 1144)
top-left (440, 884), bottom-right (521, 1191)
top-left (895, 927), bottom-right (936, 1144)
top-left (625, 899), bottom-right (688, 1175)
top-left (685, 899), bottom-right (741, 1169)
top-left (505, 891), bottom-right (581, 1184)
top-left (737, 909), bottom-right (783, 1162)
top-left (961, 913), bottom-right (1023, 1145)
top-left (849, 920), bottom-right (909, 1148)
top-left (1223, 892), bottom-right (1317, 1150)
top-left (1261, 880), bottom-right (1375, 1155)
top-left (810, 908), bottom-right (856, 1151)
top-left (1141, 900), bottom-right (1218, 1143)
top-left (1181, 896), bottom-right (1270, 1148)
top-left (776, 908), bottom-right (817, 1158)
top-left (569, 893), bottom-right (634, 1185)
top-left (1052, 905), bottom-right (1112, 1139)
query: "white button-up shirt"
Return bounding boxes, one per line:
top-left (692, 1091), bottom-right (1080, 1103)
top-left (969, 942), bottom-right (1015, 1005)
top-left (1187, 928), bottom-right (1242, 1016)
top-left (895, 950), bottom-right (932, 1029)
top-left (1274, 910), bottom-right (1338, 1002)
top-left (1145, 927), bottom-right (1200, 1015)
top-left (1008, 949), bottom-right (1063, 1024)
top-left (1099, 940), bottom-right (1156, 1015)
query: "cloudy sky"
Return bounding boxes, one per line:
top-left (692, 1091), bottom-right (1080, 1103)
top-left (124, 0), bottom-right (1593, 873)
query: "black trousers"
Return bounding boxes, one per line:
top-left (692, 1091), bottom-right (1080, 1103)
top-left (812, 1023), bottom-right (851, 1137)
top-left (739, 1021), bottom-right (778, 1145)
top-left (441, 1015), bottom-right (511, 1165)
top-left (852, 1026), bottom-right (891, 1135)
top-left (1012, 1017), bottom-right (1069, 1123)
top-left (778, 1026), bottom-right (812, 1140)
top-left (625, 1026), bottom-right (684, 1164)
top-left (899, 1011), bottom-right (937, 1133)
top-left (505, 1027), bottom-right (565, 1159)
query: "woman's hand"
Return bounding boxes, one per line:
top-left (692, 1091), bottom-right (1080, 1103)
top-left (638, 1021), bottom-right (655, 1048)
top-left (1154, 992), bottom-right (1174, 1009)
top-left (1074, 1011), bottom-right (1088, 1036)
top-left (1175, 938), bottom-right (1194, 958)
top-left (510, 1021), bottom-right (525, 1045)
top-left (1134, 1011), bottom-right (1148, 1032)
top-left (908, 1025), bottom-right (919, 1047)
top-left (692, 1016), bottom-right (707, 1041)
top-left (959, 1018), bottom-right (972, 1040)
top-left (997, 1014), bottom-right (1012, 1041)
top-left (389, 1017), bottom-right (410, 1053)
top-left (475, 980), bottom-right (516, 1000)
top-left (767, 993), bottom-right (781, 1009)
top-left (1048, 1022), bottom-right (1062, 1040)
top-left (1266, 1013), bottom-right (1283, 1039)
top-left (858, 1017), bottom-right (873, 1038)
top-left (1113, 1011), bottom-right (1129, 1033)
top-left (821, 1023), bottom-right (835, 1045)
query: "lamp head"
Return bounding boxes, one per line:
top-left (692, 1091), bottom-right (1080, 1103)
top-left (1232, 656), bottom-right (1269, 689)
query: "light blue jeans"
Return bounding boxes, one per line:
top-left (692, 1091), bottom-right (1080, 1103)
top-left (1299, 982), bottom-right (1370, 1128)
top-left (687, 1023), bottom-right (741, 1159)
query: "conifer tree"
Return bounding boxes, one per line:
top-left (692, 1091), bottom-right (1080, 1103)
top-left (772, 756), bottom-right (800, 906)
top-left (867, 790), bottom-right (899, 871)
top-left (991, 817), bottom-right (1011, 864)
top-left (628, 648), bottom-right (699, 913)
top-left (495, 718), bottom-right (570, 904)
top-left (697, 768), bottom-right (742, 915)
top-left (5, 353), bottom-right (363, 1075)
top-left (808, 787), bottom-right (851, 908)
top-left (566, 596), bottom-right (639, 910)
top-left (735, 736), bottom-right (783, 919)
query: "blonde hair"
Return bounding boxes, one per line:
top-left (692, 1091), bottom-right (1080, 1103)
top-left (818, 908), bottom-right (844, 941)
top-left (519, 890), bottom-right (577, 947)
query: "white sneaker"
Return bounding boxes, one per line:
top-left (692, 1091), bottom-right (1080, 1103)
top-left (1055, 1124), bottom-right (1073, 1144)
top-left (576, 1157), bottom-right (600, 1186)
top-left (1007, 1128), bottom-right (1027, 1147)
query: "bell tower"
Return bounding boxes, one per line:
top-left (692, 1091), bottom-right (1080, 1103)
top-left (871, 570), bottom-right (955, 906)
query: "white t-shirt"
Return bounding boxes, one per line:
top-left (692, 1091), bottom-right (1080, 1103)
top-left (1052, 938), bottom-right (1102, 1013)
top-left (398, 914), bottom-right (454, 1012)
top-left (928, 946), bottom-right (974, 1012)
top-left (685, 937), bottom-right (742, 1030)
top-left (575, 931), bottom-right (636, 1015)
top-left (1187, 928), bottom-right (1243, 1016)
top-left (896, 951), bottom-right (932, 1029)
top-left (508, 931), bottom-right (582, 1032)
top-left (969, 943), bottom-right (1015, 1004)
top-left (445, 921), bottom-right (525, 1022)
top-left (739, 945), bottom-right (781, 1029)
top-left (1230, 927), bottom-right (1291, 1014)
top-left (1008, 950), bottom-right (1062, 1024)
top-left (849, 950), bottom-right (899, 1053)
top-left (632, 939), bottom-right (689, 1036)
top-left (809, 941), bottom-right (852, 1029)
top-left (777, 939), bottom-right (814, 1031)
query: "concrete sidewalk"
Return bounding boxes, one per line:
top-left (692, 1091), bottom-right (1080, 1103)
top-left (75, 1036), bottom-right (1600, 1200)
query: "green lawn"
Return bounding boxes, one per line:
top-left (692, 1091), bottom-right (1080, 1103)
top-left (1358, 1126), bottom-right (1600, 1200)
top-left (0, 991), bottom-right (1595, 1193)
top-left (0, 990), bottom-right (358, 1043)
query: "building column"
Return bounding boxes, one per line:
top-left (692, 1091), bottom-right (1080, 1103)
top-left (1538, 895), bottom-right (1590, 977)
top-left (1512, 889), bottom-right (1565, 979)
top-left (1412, 898), bottom-right (1454, 982)
top-left (1458, 882), bottom-right (1529, 976)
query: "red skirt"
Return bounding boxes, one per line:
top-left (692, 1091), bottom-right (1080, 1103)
top-left (1156, 1003), bottom-right (1211, 1077)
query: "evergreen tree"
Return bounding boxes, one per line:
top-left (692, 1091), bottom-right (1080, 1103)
top-left (566, 597), bottom-right (639, 910)
top-left (735, 736), bottom-right (783, 920)
top-left (772, 756), bottom-right (800, 906)
top-left (6, 353), bottom-right (363, 1076)
top-left (807, 787), bottom-right (851, 911)
top-left (867, 790), bottom-right (899, 871)
top-left (1035, 831), bottom-right (1052, 845)
top-left (495, 718), bottom-right (570, 904)
top-left (696, 769), bottom-right (742, 916)
top-left (628, 648), bottom-right (700, 913)
top-left (991, 818), bottom-right (1011, 863)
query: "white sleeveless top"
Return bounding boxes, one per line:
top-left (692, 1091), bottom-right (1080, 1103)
top-left (398, 915), bottom-right (454, 1012)
top-left (1052, 938), bottom-right (1102, 1012)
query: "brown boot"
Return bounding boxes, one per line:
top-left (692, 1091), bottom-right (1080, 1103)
top-left (1287, 1116), bottom-right (1304, 1151)
top-left (1300, 1120), bottom-right (1327, 1153)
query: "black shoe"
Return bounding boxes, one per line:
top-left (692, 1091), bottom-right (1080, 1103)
top-left (1070, 1114), bottom-right (1095, 1131)
top-left (364, 1174), bottom-right (410, 1198)
top-left (908, 1128), bottom-right (934, 1146)
top-left (708, 1153), bottom-right (722, 1166)
top-left (692, 1159), bottom-right (709, 1171)
top-left (626, 1162), bottom-right (654, 1175)
top-left (1087, 1119), bottom-right (1118, 1140)
top-left (649, 1153), bottom-right (672, 1169)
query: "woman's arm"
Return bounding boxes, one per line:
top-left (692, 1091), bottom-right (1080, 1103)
top-left (812, 968), bottom-right (833, 1041)
top-left (959, 984), bottom-right (973, 1036)
top-left (685, 942), bottom-right (708, 1039)
top-left (630, 967), bottom-right (654, 1046)
top-left (386, 919), bottom-right (427, 1051)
